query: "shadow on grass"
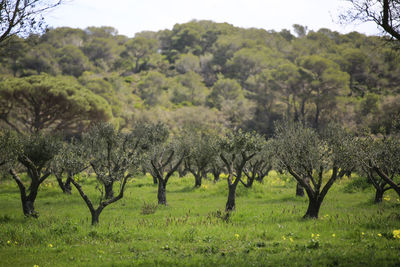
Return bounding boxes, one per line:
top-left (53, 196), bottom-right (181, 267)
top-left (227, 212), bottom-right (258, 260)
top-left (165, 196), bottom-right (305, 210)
top-left (261, 196), bottom-right (306, 204)
top-left (169, 185), bottom-right (198, 193)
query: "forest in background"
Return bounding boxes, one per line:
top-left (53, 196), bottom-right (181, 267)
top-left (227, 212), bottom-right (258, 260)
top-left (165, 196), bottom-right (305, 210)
top-left (1, 20), bottom-right (400, 136)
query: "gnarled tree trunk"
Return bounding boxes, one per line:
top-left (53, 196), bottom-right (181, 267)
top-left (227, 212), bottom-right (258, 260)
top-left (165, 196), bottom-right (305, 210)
top-left (225, 184), bottom-right (237, 211)
top-left (296, 182), bottom-right (305, 197)
top-left (104, 181), bottom-right (114, 199)
top-left (157, 180), bottom-right (167, 205)
top-left (303, 197), bottom-right (322, 219)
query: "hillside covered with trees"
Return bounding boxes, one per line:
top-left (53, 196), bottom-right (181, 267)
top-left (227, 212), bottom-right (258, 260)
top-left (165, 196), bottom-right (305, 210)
top-left (1, 20), bottom-right (400, 136)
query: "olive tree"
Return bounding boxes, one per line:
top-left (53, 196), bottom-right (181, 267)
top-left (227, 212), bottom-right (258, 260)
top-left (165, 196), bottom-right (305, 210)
top-left (2, 131), bottom-right (61, 217)
top-left (242, 140), bottom-right (273, 187)
top-left (182, 131), bottom-right (219, 187)
top-left (356, 136), bottom-right (400, 200)
top-left (273, 123), bottom-right (354, 219)
top-left (144, 123), bottom-right (187, 205)
top-left (219, 129), bottom-right (264, 211)
top-left (62, 123), bottom-right (147, 225)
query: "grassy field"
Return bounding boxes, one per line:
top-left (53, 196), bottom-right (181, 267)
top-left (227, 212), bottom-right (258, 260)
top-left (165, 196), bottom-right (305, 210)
top-left (0, 171), bottom-right (399, 267)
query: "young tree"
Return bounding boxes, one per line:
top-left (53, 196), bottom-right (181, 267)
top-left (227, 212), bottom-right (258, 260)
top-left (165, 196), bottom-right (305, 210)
top-left (182, 131), bottom-right (218, 187)
top-left (242, 140), bottom-right (273, 187)
top-left (64, 123), bottom-right (147, 225)
top-left (145, 123), bottom-right (186, 205)
top-left (0, 0), bottom-right (62, 44)
top-left (219, 129), bottom-right (264, 211)
top-left (273, 123), bottom-right (354, 219)
top-left (356, 136), bottom-right (400, 199)
top-left (2, 132), bottom-right (61, 217)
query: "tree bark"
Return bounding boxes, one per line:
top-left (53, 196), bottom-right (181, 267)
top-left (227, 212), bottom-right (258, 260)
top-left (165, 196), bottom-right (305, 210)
top-left (9, 169), bottom-right (39, 218)
top-left (212, 169), bottom-right (220, 182)
top-left (374, 188), bottom-right (384, 203)
top-left (157, 180), bottom-right (167, 205)
top-left (56, 176), bottom-right (72, 194)
top-left (303, 197), bottom-right (321, 219)
top-left (296, 182), bottom-right (305, 197)
top-left (104, 181), bottom-right (114, 199)
top-left (90, 209), bottom-right (102, 225)
top-left (194, 174), bottom-right (202, 187)
top-left (225, 184), bottom-right (237, 211)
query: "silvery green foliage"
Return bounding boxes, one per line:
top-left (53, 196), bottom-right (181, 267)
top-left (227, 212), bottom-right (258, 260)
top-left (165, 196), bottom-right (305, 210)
top-left (358, 136), bottom-right (400, 175)
top-left (219, 129), bottom-right (265, 167)
top-left (0, 130), bottom-right (21, 169)
top-left (52, 138), bottom-right (89, 177)
top-left (219, 129), bottom-right (265, 183)
top-left (84, 123), bottom-right (147, 186)
top-left (272, 122), bottom-right (355, 218)
top-left (181, 131), bottom-right (219, 181)
top-left (273, 123), bottom-right (324, 178)
top-left (356, 135), bottom-right (400, 194)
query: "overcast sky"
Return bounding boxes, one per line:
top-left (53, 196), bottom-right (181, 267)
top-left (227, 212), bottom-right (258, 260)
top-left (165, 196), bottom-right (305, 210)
top-left (45, 0), bottom-right (381, 37)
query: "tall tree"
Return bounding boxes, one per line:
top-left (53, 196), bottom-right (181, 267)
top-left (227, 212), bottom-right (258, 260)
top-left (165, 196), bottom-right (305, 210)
top-left (0, 74), bottom-right (112, 134)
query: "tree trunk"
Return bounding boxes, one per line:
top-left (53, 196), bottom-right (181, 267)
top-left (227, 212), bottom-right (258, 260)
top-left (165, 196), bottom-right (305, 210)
top-left (157, 180), bottom-right (167, 205)
top-left (374, 188), bottom-right (384, 203)
top-left (212, 170), bottom-right (220, 182)
top-left (194, 174), bottom-right (202, 187)
top-left (64, 177), bottom-right (72, 194)
top-left (225, 184), bottom-right (237, 211)
top-left (178, 167), bottom-right (187, 178)
top-left (56, 176), bottom-right (72, 194)
top-left (296, 182), bottom-right (305, 197)
top-left (104, 181), bottom-right (114, 199)
top-left (303, 198), bottom-right (321, 219)
top-left (21, 198), bottom-right (38, 218)
top-left (247, 177), bottom-right (254, 188)
top-left (152, 175), bottom-right (158, 184)
top-left (91, 209), bottom-right (101, 225)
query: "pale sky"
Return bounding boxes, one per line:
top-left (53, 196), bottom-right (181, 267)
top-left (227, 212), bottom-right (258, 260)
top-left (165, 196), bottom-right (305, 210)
top-left (45, 0), bottom-right (381, 37)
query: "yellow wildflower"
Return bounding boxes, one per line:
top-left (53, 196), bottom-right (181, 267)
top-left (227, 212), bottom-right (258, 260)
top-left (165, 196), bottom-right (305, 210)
top-left (316, 234), bottom-right (320, 238)
top-left (234, 234), bottom-right (239, 239)
top-left (7, 240), bottom-right (11, 244)
top-left (384, 197), bottom-right (390, 201)
top-left (33, 265), bottom-right (39, 267)
top-left (361, 232), bottom-right (365, 236)
top-left (311, 233), bottom-right (314, 238)
top-left (393, 230), bottom-right (400, 239)
top-left (289, 237), bottom-right (294, 242)
top-left (377, 233), bottom-right (382, 237)
top-left (332, 234), bottom-right (336, 237)
top-left (282, 236), bottom-right (286, 240)
top-left (48, 243), bottom-right (53, 248)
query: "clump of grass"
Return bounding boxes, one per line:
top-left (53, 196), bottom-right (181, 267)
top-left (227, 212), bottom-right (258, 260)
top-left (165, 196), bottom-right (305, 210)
top-left (141, 202), bottom-right (158, 215)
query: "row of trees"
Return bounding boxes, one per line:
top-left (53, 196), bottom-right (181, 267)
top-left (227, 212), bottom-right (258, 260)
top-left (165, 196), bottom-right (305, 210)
top-left (1, 122), bottom-right (399, 225)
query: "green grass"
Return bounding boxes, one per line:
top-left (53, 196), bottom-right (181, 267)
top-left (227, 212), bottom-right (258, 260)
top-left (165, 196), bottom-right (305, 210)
top-left (0, 172), bottom-right (400, 267)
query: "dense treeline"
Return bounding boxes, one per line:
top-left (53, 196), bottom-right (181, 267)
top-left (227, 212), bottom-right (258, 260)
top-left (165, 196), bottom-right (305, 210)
top-left (1, 20), bottom-right (400, 136)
